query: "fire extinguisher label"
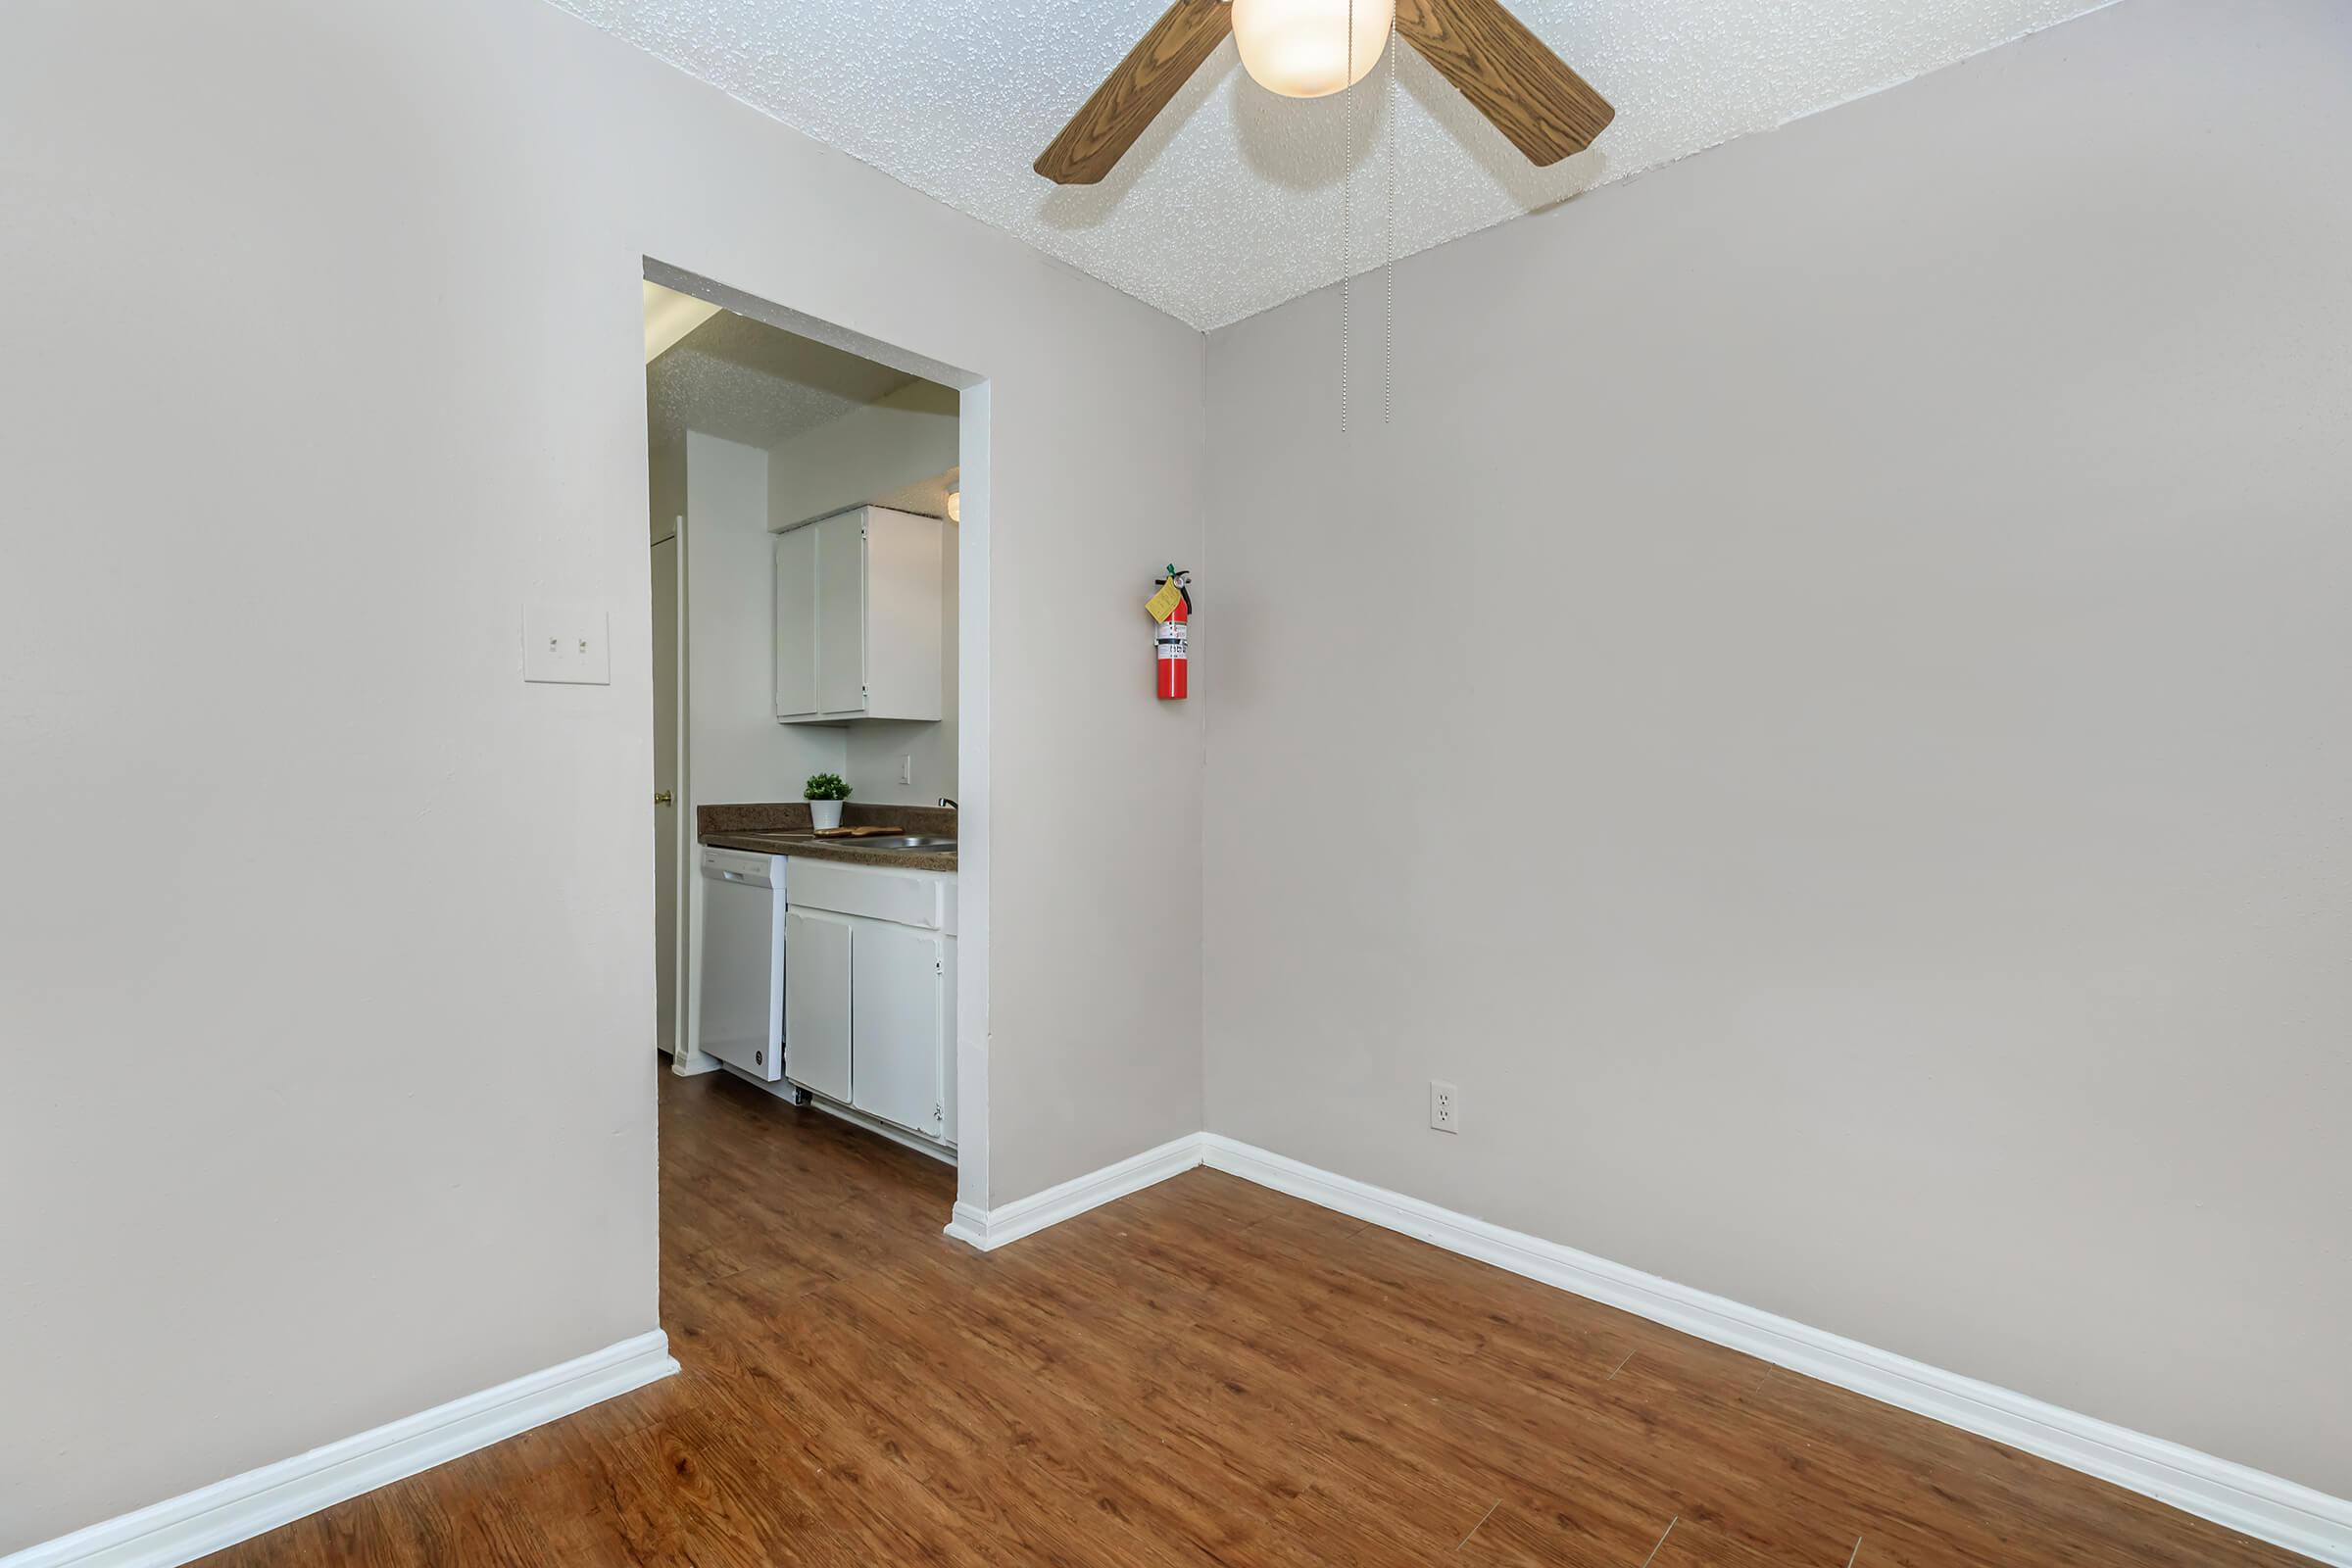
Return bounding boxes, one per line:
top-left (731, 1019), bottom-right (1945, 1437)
top-left (1156, 622), bottom-right (1188, 659)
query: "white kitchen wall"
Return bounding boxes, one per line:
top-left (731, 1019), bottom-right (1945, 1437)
top-left (768, 380), bottom-right (958, 532)
top-left (765, 380), bottom-right (963, 808)
top-left (649, 428), bottom-right (684, 545)
top-left (0, 0), bottom-right (1205, 1551)
top-left (684, 431), bottom-right (846, 808)
top-left (843, 516), bottom-right (959, 808)
top-left (1200, 0), bottom-right (2351, 1500)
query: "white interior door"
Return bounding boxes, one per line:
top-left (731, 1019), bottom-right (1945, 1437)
top-left (852, 920), bottom-right (946, 1136)
top-left (652, 532), bottom-right (683, 1055)
top-left (785, 907), bottom-right (854, 1102)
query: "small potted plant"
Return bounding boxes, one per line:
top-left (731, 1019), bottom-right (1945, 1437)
top-left (804, 772), bottom-right (851, 832)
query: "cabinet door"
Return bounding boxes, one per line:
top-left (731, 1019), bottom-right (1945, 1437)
top-left (861, 509), bottom-right (944, 721)
top-left (772, 524), bottom-right (818, 719)
top-left (813, 510), bottom-right (866, 715)
top-left (783, 908), bottom-right (854, 1102)
top-left (851, 920), bottom-right (946, 1137)
top-left (940, 935), bottom-right (957, 1145)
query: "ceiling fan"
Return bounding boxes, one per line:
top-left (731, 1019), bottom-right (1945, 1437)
top-left (1035, 0), bottom-right (1614, 185)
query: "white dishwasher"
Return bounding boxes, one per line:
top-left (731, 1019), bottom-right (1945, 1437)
top-left (696, 847), bottom-right (787, 1080)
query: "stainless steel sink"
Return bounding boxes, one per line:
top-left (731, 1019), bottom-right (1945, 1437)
top-left (851, 836), bottom-right (957, 851)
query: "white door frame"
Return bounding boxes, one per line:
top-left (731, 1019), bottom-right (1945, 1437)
top-left (642, 258), bottom-right (991, 1217)
top-left (659, 513), bottom-right (719, 1077)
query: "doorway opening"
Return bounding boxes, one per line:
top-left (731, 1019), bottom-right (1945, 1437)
top-left (641, 263), bottom-right (990, 1240)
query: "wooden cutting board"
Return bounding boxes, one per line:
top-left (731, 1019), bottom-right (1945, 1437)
top-left (811, 824), bottom-right (905, 838)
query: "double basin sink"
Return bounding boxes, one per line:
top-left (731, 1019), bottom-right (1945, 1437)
top-left (853, 835), bottom-right (956, 852)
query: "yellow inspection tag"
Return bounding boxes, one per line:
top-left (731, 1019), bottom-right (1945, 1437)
top-left (1145, 578), bottom-right (1184, 623)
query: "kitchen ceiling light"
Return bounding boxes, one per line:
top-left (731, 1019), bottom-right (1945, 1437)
top-left (1232, 0), bottom-right (1395, 99)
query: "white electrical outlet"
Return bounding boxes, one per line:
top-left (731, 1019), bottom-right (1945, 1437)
top-left (1430, 1080), bottom-right (1459, 1134)
top-left (899, 754), bottom-right (913, 786)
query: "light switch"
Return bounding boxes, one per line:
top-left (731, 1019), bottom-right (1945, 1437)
top-left (522, 604), bottom-right (612, 685)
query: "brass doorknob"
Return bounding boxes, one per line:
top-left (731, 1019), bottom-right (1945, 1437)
top-left (654, 790), bottom-right (674, 807)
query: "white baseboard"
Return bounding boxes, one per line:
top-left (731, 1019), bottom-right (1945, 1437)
top-left (943, 1133), bottom-right (1203, 1251)
top-left (1200, 1134), bottom-right (2351, 1568)
top-left (4, 1332), bottom-right (678, 1568)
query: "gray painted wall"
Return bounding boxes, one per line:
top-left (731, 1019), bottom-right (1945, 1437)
top-left (1201, 0), bottom-right (2351, 1497)
top-left (0, 0), bottom-right (1201, 1550)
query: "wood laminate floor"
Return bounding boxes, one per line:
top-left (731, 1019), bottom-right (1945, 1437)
top-left (205, 1066), bottom-right (2313, 1567)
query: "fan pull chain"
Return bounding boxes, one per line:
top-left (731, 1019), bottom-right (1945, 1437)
top-left (1385, 9), bottom-right (1396, 427)
top-left (1341, 0), bottom-right (1355, 435)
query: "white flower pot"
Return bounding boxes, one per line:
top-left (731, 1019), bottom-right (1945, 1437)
top-left (808, 800), bottom-right (845, 831)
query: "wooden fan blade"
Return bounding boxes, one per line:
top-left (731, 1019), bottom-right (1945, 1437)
top-left (1395, 0), bottom-right (1614, 166)
top-left (1035, 0), bottom-right (1233, 184)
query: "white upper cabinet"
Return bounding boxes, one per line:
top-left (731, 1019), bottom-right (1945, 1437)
top-left (771, 522), bottom-right (818, 719)
top-left (773, 505), bottom-right (944, 723)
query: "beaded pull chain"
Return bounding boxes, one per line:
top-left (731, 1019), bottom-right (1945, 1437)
top-left (1341, 2), bottom-right (1398, 432)
top-left (1385, 8), bottom-right (1396, 427)
top-left (1342, 0), bottom-right (1354, 434)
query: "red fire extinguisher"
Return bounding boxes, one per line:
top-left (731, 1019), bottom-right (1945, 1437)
top-left (1154, 567), bottom-right (1192, 701)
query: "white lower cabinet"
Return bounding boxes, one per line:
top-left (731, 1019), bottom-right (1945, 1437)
top-left (851, 921), bottom-right (947, 1137)
top-left (940, 934), bottom-right (957, 1146)
top-left (783, 859), bottom-right (956, 1146)
top-left (782, 908), bottom-right (854, 1104)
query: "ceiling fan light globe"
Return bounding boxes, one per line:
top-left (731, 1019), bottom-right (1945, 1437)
top-left (1232, 0), bottom-right (1394, 99)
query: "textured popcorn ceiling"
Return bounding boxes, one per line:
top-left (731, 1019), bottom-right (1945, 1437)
top-left (556, 0), bottom-right (2111, 330)
top-left (872, 467), bottom-right (961, 520)
top-left (647, 310), bottom-right (920, 452)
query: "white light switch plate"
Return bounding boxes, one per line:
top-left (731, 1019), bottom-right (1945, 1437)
top-left (522, 604), bottom-right (611, 685)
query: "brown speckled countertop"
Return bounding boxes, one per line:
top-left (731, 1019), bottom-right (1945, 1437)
top-left (698, 802), bottom-right (958, 873)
